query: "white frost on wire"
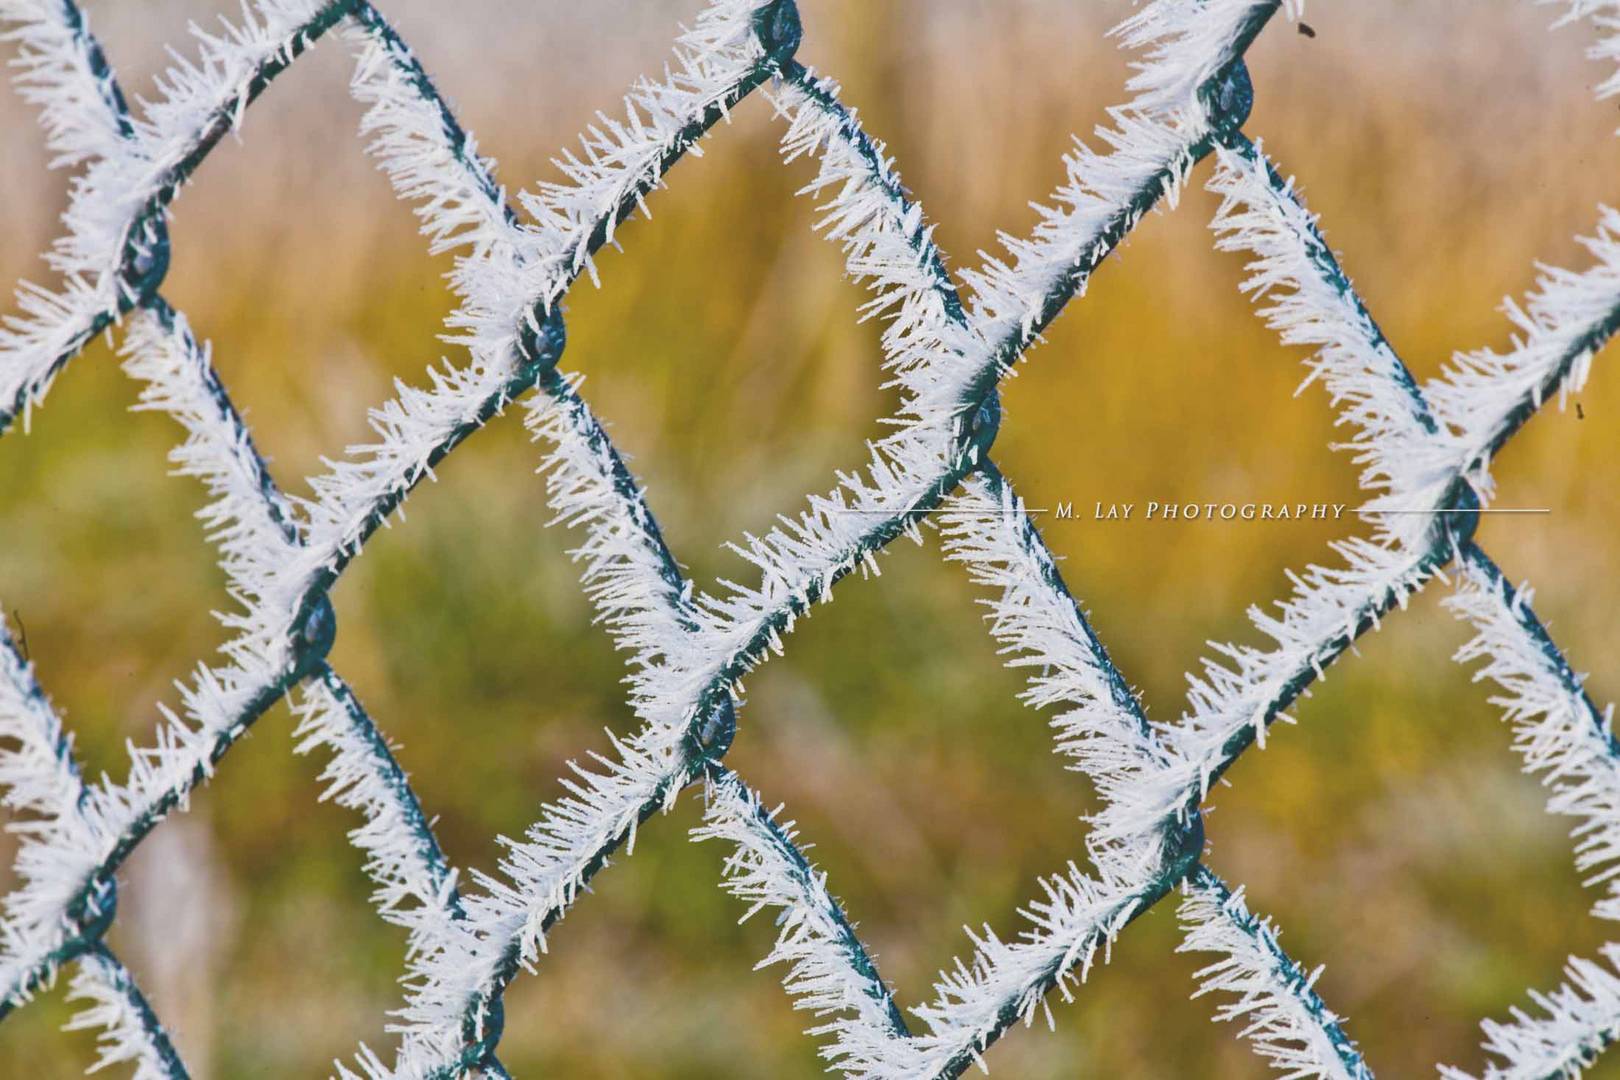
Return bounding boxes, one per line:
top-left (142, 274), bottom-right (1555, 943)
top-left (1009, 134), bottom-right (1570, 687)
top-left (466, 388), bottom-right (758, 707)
top-left (658, 3), bottom-right (1296, 1069)
top-left (1167, 535), bottom-right (1433, 788)
top-left (128, 302), bottom-right (493, 1076)
top-left (1195, 18), bottom-right (1620, 1073)
top-left (695, 771), bottom-right (908, 1068)
top-left (345, 15), bottom-right (519, 265)
top-left (1114, 0), bottom-right (1301, 119)
top-left (0, 1), bottom-right (518, 1030)
top-left (580, 68), bottom-right (978, 736)
top-left (937, 471), bottom-right (1188, 864)
top-left (0, 618), bottom-right (84, 853)
top-left (668, 8), bottom-right (1297, 1064)
top-left (1194, 12), bottom-right (1620, 1072)
top-left (283, 0), bottom-right (779, 602)
top-left (0, 0), bottom-right (126, 167)
top-left (1448, 553), bottom-right (1620, 919)
top-left (895, 870), bottom-right (1143, 1078)
top-left (516, 0), bottom-right (785, 292)
top-left (690, 471), bottom-right (1190, 1078)
top-left (1205, 139), bottom-right (1451, 544)
top-left (1200, 40), bottom-right (1620, 1076)
top-left (126, 308), bottom-right (505, 1076)
top-left (292, 675), bottom-right (460, 951)
top-left (933, 475), bottom-right (1366, 1080)
top-left (0, 0), bottom-right (341, 430)
top-left (387, 3), bottom-right (1295, 1065)
top-left (0, 618), bottom-right (109, 1008)
top-left (959, 0), bottom-right (1289, 365)
top-left (710, 834), bottom-right (1143, 1078)
top-left (62, 948), bottom-right (183, 1080)
top-left (534, 90), bottom-right (991, 1071)
top-left (43, 304), bottom-right (313, 876)
top-left (0, 0), bottom-right (764, 1034)
top-left (124, 311), bottom-right (472, 1080)
top-left (0, 0), bottom-right (300, 1029)
top-left (1440, 552), bottom-right (1620, 1077)
top-left (31, 0), bottom-right (1619, 1075)
top-left (1181, 122), bottom-right (1498, 800)
top-left (523, 371), bottom-right (691, 660)
top-left (962, 1), bottom-right (1292, 381)
top-left (0, 620), bottom-right (185, 1074)
top-left (123, 303), bottom-right (490, 1073)
top-left (342, 11), bottom-right (540, 353)
top-left (124, 305), bottom-right (465, 935)
top-left (328, 357), bottom-right (689, 1080)
top-left (1188, 44), bottom-right (1617, 833)
top-left (1422, 2), bottom-right (1620, 498)
top-left (122, 308), bottom-right (300, 600)
top-left (1179, 871), bottom-right (1369, 1080)
top-left (0, 1), bottom-right (1292, 1055)
top-left (285, 12), bottom-right (544, 590)
top-left (1441, 947), bottom-right (1620, 1080)
top-left (370, 730), bottom-right (677, 1078)
top-left (1187, 133), bottom-right (1496, 876)
top-left (956, 105), bottom-right (1194, 370)
top-left (1425, 204), bottom-right (1620, 502)
top-left (936, 410), bottom-right (1367, 1080)
top-left (331, 5), bottom-right (789, 1073)
top-left (662, 0), bottom-right (1284, 729)
top-left (0, 437), bottom-right (236, 1036)
top-left (0, 302), bottom-right (303, 1011)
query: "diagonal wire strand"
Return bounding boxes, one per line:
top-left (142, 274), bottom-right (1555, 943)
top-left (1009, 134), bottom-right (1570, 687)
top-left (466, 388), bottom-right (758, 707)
top-left (1200, 85), bottom-right (1620, 1074)
top-left (0, 0), bottom-right (797, 1041)
top-left (1438, 543), bottom-right (1620, 1077)
top-left (0, 615), bottom-right (189, 1075)
top-left (0, 0), bottom-right (353, 436)
top-left (118, 301), bottom-right (511, 1075)
top-left (0, 7), bottom-right (515, 1071)
top-left (1178, 866), bottom-right (1370, 1079)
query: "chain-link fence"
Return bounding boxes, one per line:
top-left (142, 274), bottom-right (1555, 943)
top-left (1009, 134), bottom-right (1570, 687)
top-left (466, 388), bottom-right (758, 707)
top-left (1, 1), bottom-right (1616, 1076)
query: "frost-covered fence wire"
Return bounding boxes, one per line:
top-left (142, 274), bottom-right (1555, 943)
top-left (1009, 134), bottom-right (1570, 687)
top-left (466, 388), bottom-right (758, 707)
top-left (0, 0), bottom-right (1616, 1076)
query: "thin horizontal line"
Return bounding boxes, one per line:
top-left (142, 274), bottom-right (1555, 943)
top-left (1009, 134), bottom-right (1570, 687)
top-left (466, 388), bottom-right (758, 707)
top-left (827, 508), bottom-right (1052, 515)
top-left (1359, 509), bottom-right (1551, 515)
top-left (823, 507), bottom-right (1552, 516)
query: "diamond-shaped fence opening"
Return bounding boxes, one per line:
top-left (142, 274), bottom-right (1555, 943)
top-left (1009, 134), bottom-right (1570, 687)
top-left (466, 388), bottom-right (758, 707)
top-left (0, 1), bottom-right (1617, 1077)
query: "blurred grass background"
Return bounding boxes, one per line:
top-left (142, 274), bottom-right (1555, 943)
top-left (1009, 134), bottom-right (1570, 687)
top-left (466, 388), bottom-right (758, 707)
top-left (2, 0), bottom-right (1619, 1075)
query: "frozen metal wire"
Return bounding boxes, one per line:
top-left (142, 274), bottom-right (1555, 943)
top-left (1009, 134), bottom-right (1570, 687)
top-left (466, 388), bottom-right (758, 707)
top-left (0, 618), bottom-right (188, 1078)
top-left (0, 0), bottom-right (1615, 1077)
